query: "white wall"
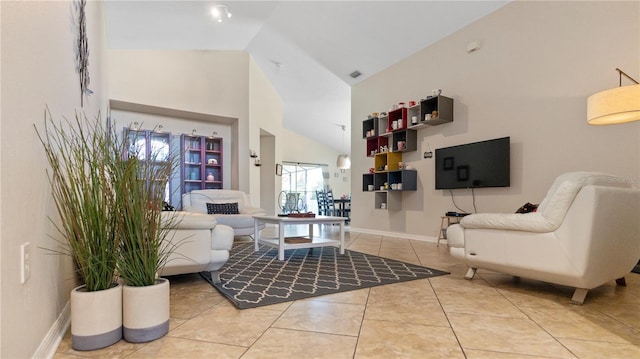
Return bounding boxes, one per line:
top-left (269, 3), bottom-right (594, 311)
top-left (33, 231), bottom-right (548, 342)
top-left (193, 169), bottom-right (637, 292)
top-left (0, 1), bottom-right (108, 357)
top-left (351, 1), bottom-right (640, 238)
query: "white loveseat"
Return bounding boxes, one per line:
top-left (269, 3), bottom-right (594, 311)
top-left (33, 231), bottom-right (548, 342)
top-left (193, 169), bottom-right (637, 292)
top-left (182, 189), bottom-right (267, 236)
top-left (159, 211), bottom-right (234, 282)
top-left (447, 172), bottom-right (640, 304)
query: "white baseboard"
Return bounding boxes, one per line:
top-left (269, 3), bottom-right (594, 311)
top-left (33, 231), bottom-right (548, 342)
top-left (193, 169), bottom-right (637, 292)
top-left (349, 227), bottom-right (438, 243)
top-left (34, 301), bottom-right (70, 359)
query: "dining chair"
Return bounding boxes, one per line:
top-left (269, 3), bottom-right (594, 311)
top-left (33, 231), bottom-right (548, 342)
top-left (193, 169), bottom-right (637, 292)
top-left (315, 190), bottom-right (326, 215)
top-left (325, 189), bottom-right (336, 216)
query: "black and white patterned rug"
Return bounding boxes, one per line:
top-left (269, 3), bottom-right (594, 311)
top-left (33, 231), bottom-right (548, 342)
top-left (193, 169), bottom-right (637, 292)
top-left (200, 242), bottom-right (449, 309)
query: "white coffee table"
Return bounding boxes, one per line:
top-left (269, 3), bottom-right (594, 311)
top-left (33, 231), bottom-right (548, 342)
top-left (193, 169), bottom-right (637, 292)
top-left (253, 215), bottom-right (346, 260)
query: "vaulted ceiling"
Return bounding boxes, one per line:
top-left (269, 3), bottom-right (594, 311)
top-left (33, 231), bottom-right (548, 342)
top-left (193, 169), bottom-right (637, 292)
top-left (104, 1), bottom-right (509, 154)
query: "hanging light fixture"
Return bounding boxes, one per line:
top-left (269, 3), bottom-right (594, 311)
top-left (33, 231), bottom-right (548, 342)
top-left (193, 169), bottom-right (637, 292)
top-left (587, 68), bottom-right (640, 125)
top-left (337, 154), bottom-right (350, 169)
top-left (336, 125), bottom-right (351, 169)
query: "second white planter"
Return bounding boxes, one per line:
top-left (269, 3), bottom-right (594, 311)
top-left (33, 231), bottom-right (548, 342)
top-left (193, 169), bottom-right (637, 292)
top-left (122, 278), bottom-right (170, 343)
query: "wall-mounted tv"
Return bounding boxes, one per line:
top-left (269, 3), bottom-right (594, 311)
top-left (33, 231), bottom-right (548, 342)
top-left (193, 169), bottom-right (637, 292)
top-left (435, 137), bottom-right (510, 189)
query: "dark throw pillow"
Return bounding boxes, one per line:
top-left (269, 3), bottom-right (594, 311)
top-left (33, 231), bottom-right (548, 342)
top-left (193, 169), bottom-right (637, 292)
top-left (206, 202), bottom-right (240, 215)
top-left (515, 202), bottom-right (538, 214)
top-left (162, 201), bottom-right (176, 211)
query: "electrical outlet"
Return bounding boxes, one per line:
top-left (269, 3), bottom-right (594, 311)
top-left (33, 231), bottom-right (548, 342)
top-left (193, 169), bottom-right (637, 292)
top-left (20, 242), bottom-right (31, 284)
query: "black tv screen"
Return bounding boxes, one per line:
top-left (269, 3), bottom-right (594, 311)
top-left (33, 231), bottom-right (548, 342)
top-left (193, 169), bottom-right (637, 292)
top-left (435, 137), bottom-right (510, 189)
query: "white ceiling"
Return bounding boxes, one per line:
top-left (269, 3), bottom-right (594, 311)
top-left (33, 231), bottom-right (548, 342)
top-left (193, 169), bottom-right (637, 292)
top-left (104, 1), bottom-right (509, 155)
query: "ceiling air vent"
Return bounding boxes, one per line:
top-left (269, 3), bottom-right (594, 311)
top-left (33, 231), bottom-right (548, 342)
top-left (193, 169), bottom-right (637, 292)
top-left (349, 70), bottom-right (362, 79)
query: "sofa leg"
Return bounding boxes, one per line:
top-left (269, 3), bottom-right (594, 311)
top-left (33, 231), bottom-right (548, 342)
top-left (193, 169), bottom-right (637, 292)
top-left (209, 271), bottom-right (221, 283)
top-left (570, 288), bottom-right (588, 305)
top-left (615, 277), bottom-right (626, 286)
top-left (464, 267), bottom-right (477, 280)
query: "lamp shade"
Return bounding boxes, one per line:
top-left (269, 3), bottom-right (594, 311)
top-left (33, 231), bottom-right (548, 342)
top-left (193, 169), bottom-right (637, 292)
top-left (336, 154), bottom-right (351, 169)
top-left (587, 84), bottom-right (640, 125)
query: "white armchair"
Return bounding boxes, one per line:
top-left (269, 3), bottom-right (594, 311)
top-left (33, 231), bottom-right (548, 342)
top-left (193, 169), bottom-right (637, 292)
top-left (182, 189), bottom-right (266, 236)
top-left (159, 211), bottom-right (234, 282)
top-left (447, 172), bottom-right (640, 304)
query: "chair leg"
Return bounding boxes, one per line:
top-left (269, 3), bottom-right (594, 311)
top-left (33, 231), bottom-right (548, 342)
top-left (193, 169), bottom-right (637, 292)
top-left (570, 288), bottom-right (588, 305)
top-left (464, 267), bottom-right (477, 280)
top-left (209, 271), bottom-right (221, 283)
top-left (615, 277), bottom-right (627, 286)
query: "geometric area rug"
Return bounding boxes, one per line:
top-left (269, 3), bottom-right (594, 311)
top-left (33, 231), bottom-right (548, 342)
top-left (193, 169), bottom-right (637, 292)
top-left (201, 242), bottom-right (449, 309)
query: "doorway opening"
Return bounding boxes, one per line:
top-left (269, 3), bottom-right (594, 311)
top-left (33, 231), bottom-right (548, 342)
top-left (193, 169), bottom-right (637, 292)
top-left (280, 162), bottom-right (328, 214)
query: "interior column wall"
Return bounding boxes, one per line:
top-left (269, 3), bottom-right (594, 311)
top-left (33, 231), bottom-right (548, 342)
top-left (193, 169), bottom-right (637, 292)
top-left (249, 57), bottom-right (284, 208)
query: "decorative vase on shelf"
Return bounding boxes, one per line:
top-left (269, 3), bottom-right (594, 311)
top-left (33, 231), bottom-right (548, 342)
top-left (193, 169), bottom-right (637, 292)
top-left (207, 173), bottom-right (214, 181)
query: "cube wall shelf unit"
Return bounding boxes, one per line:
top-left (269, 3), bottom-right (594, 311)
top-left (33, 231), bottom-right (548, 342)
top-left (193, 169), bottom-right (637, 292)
top-left (361, 95), bottom-right (454, 210)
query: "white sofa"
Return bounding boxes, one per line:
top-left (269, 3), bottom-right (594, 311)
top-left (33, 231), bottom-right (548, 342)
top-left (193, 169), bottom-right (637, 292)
top-left (182, 189), bottom-right (267, 236)
top-left (447, 172), bottom-right (640, 304)
top-left (159, 211), bottom-right (234, 282)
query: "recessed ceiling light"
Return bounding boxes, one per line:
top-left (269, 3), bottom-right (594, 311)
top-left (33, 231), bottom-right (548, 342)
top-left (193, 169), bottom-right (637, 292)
top-left (210, 5), bottom-right (232, 23)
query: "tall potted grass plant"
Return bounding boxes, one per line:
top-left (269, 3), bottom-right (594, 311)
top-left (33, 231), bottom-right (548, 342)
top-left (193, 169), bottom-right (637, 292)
top-left (36, 109), bottom-right (122, 351)
top-left (111, 130), bottom-right (180, 343)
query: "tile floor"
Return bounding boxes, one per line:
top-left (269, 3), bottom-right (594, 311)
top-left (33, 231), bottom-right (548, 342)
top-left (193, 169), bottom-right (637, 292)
top-left (54, 226), bottom-right (640, 358)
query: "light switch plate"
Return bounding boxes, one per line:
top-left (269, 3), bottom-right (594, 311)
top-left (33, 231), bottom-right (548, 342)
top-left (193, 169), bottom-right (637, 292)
top-left (20, 242), bottom-right (31, 284)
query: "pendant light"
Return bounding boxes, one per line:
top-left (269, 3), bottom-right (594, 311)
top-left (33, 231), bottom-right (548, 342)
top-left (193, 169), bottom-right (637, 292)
top-left (587, 68), bottom-right (640, 125)
top-left (336, 125), bottom-right (351, 169)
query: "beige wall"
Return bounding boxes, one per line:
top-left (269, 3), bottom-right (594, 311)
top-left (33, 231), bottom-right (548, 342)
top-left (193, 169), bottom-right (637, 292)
top-left (350, 1), bottom-right (640, 238)
top-left (0, 1), bottom-right (108, 357)
top-left (109, 109), bottom-right (234, 205)
top-left (107, 52), bottom-right (285, 208)
top-left (108, 50), bottom-right (345, 213)
top-left (281, 128), bottom-right (352, 197)
top-left (250, 58), bottom-right (284, 210)
top-left (108, 50), bottom-right (253, 192)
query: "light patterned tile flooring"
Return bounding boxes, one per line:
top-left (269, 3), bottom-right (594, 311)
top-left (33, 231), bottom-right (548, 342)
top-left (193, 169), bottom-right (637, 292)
top-left (55, 225), bottom-right (640, 358)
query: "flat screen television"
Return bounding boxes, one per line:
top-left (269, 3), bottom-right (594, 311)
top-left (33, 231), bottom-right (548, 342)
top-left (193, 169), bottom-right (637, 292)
top-left (435, 137), bottom-right (510, 189)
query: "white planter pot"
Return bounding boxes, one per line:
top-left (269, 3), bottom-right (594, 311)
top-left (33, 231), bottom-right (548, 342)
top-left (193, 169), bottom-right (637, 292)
top-left (123, 278), bottom-right (170, 343)
top-left (70, 283), bottom-right (123, 351)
